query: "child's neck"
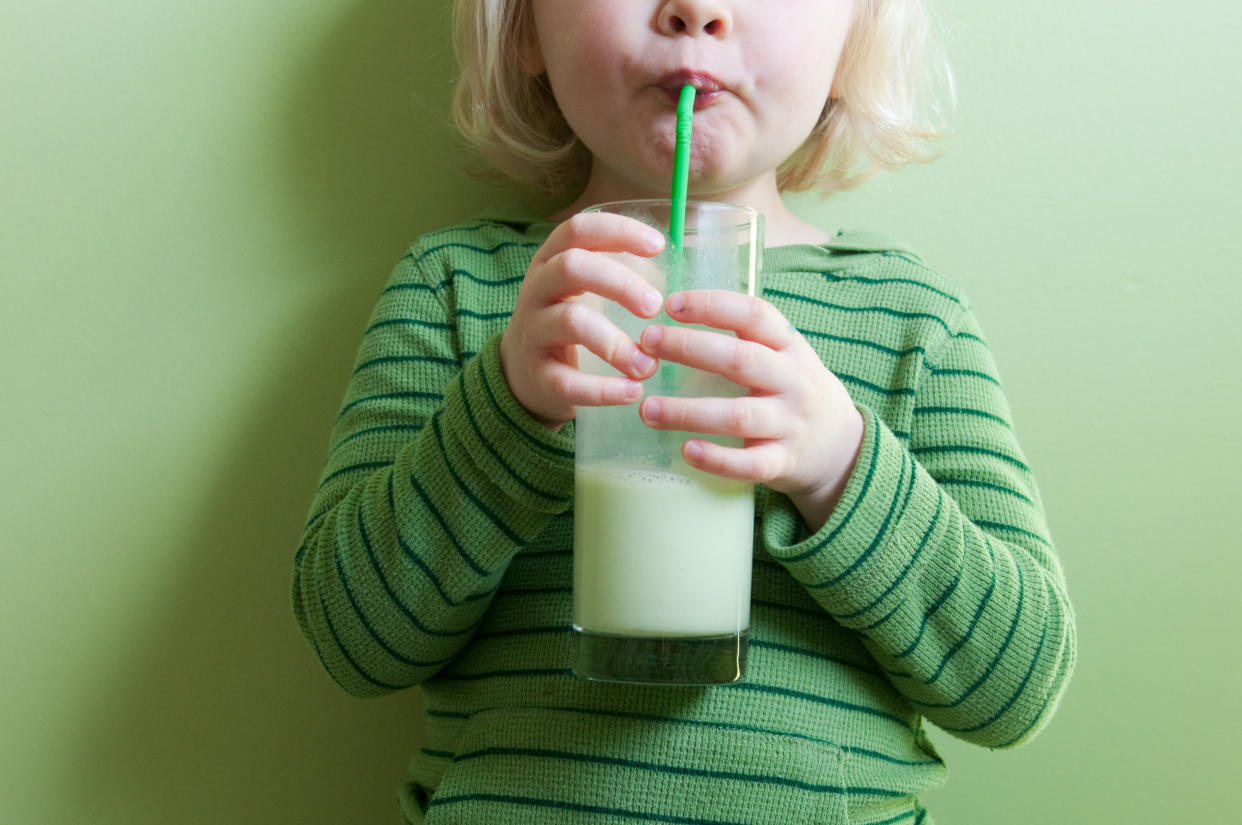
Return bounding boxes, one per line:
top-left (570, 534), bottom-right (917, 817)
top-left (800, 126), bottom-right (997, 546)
top-left (548, 171), bottom-right (835, 248)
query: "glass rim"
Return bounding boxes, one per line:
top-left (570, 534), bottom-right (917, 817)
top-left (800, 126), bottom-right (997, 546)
top-left (581, 198), bottom-right (760, 228)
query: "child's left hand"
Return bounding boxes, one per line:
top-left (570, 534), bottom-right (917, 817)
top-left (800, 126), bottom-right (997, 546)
top-left (638, 290), bottom-right (864, 533)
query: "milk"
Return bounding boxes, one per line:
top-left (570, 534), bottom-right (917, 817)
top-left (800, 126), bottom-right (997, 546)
top-left (573, 460), bottom-right (754, 637)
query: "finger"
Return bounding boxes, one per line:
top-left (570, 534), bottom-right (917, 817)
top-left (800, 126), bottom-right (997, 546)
top-left (664, 290), bottom-right (800, 350)
top-left (639, 324), bottom-right (790, 392)
top-left (551, 302), bottom-right (658, 380)
top-left (639, 395), bottom-right (786, 440)
top-left (682, 439), bottom-right (787, 485)
top-left (543, 364), bottom-right (645, 409)
top-left (534, 212), bottom-right (666, 266)
top-left (539, 247), bottom-right (664, 320)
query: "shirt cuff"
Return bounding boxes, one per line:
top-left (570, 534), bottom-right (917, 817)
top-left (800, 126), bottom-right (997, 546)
top-left (761, 405), bottom-right (947, 625)
top-left (439, 332), bottom-right (576, 516)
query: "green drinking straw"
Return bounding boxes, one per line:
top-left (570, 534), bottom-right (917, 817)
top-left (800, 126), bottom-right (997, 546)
top-left (659, 84), bottom-right (696, 410)
top-left (668, 84), bottom-right (696, 262)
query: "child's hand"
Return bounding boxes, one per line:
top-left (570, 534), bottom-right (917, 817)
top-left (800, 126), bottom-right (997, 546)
top-left (637, 290), bottom-right (865, 532)
top-left (499, 213), bottom-right (666, 429)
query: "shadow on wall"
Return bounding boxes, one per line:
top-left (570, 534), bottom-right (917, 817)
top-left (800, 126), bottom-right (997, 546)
top-left (68, 3), bottom-right (515, 822)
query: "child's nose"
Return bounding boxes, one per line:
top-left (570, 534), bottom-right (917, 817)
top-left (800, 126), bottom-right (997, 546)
top-left (657, 0), bottom-right (733, 38)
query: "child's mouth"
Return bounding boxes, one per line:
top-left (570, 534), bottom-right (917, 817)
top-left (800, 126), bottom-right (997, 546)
top-left (658, 70), bottom-right (726, 110)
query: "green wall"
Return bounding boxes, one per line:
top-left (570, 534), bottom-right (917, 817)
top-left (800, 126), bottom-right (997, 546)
top-left (2, 1), bottom-right (1237, 822)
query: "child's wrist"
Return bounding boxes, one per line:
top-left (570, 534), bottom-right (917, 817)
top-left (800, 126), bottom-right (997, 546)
top-left (787, 408), bottom-right (864, 533)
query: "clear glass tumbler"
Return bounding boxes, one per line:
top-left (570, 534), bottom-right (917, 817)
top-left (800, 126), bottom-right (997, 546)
top-left (572, 199), bottom-right (763, 685)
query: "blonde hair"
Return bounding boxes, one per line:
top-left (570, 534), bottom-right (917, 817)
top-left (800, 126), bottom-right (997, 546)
top-left (451, 0), bottom-right (955, 197)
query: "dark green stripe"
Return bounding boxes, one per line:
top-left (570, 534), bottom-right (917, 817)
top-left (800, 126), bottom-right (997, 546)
top-left (381, 281), bottom-right (446, 295)
top-left (433, 413), bottom-right (524, 544)
top-left (839, 372), bottom-right (916, 398)
top-left (816, 451), bottom-right (912, 587)
top-left (749, 639), bottom-right (883, 679)
top-left (816, 266), bottom-right (962, 305)
top-left (364, 317), bottom-right (453, 335)
top-left (408, 460), bottom-right (489, 577)
top-left (458, 371), bottom-right (569, 503)
top-left (949, 330), bottom-right (987, 345)
top-left (725, 682), bottom-right (910, 727)
top-left (428, 792), bottom-right (752, 825)
top-left (355, 505), bottom-right (477, 639)
top-left (837, 486), bottom-right (944, 622)
top-left (426, 708), bottom-right (471, 719)
top-left (458, 307), bottom-right (513, 322)
top-left (478, 357), bottom-right (575, 459)
top-left (798, 329), bottom-right (929, 361)
top-left (893, 523), bottom-right (967, 659)
top-left (996, 611), bottom-right (1066, 746)
top-left (945, 596), bottom-right (1054, 737)
top-left (317, 592), bottom-right (405, 692)
top-left (913, 405), bottom-right (1011, 428)
top-left (939, 478), bottom-right (1033, 506)
top-left (336, 390), bottom-right (443, 422)
top-left (387, 474), bottom-right (491, 608)
top-left (408, 239), bottom-right (540, 266)
top-left (382, 266), bottom-right (524, 295)
top-left (916, 548), bottom-right (1026, 709)
top-left (302, 506), bottom-right (328, 533)
top-left (786, 418), bottom-right (880, 563)
top-left (334, 538), bottom-right (461, 662)
top-left (860, 597), bottom-right (905, 635)
top-left (925, 366), bottom-right (1001, 387)
top-left (861, 809), bottom-right (923, 825)
top-left (764, 288), bottom-right (952, 335)
top-left (975, 519), bottom-right (1053, 548)
top-left (328, 423), bottom-right (421, 457)
top-left (431, 703), bottom-right (941, 767)
top-left (453, 745), bottom-right (905, 797)
top-left (317, 460), bottom-right (387, 490)
top-left (452, 266), bottom-right (524, 287)
top-left (911, 444), bottom-right (1030, 473)
top-left (420, 748), bottom-right (454, 759)
top-left (921, 537), bottom-right (998, 684)
top-left (354, 354), bottom-right (457, 375)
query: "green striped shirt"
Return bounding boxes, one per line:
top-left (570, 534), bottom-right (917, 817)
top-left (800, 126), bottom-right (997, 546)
top-left (292, 206), bottom-right (1076, 825)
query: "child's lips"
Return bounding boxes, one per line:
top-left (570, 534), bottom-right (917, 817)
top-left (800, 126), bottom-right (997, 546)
top-left (657, 70), bottom-right (727, 110)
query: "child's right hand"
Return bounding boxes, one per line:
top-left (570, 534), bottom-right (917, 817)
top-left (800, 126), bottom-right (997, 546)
top-left (499, 213), bottom-right (667, 429)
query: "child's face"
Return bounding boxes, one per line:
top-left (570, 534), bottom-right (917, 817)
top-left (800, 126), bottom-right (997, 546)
top-left (522, 0), bottom-right (855, 199)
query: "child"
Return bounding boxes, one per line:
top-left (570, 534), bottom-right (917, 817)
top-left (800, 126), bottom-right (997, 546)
top-left (293, 1), bottom-right (1076, 823)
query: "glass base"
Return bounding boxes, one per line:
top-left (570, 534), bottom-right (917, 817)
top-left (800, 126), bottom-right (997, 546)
top-left (572, 627), bottom-right (747, 685)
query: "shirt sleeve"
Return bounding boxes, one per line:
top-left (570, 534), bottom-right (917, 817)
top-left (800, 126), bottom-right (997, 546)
top-left (761, 304), bottom-right (1076, 748)
top-left (291, 241), bottom-right (574, 697)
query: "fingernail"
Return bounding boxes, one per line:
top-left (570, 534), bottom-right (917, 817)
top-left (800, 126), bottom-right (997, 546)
top-left (645, 229), bottom-right (666, 252)
top-left (684, 440), bottom-right (703, 461)
top-left (641, 325), bottom-right (663, 349)
top-left (666, 292), bottom-right (685, 314)
top-left (642, 289), bottom-right (662, 316)
top-left (632, 351), bottom-right (657, 374)
top-left (642, 397), bottom-right (661, 421)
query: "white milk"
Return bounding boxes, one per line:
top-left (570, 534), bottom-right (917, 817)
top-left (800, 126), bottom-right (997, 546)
top-left (573, 461), bottom-right (754, 637)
